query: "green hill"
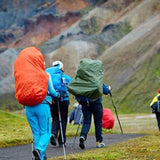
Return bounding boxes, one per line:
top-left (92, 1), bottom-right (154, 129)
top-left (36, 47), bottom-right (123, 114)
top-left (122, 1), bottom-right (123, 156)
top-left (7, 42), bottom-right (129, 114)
top-left (115, 50), bottom-right (160, 113)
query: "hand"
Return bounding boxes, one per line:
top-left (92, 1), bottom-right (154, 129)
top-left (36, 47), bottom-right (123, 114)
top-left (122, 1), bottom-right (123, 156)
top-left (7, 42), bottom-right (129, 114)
top-left (56, 92), bottom-right (61, 98)
top-left (108, 85), bottom-right (112, 91)
top-left (152, 109), bottom-right (155, 113)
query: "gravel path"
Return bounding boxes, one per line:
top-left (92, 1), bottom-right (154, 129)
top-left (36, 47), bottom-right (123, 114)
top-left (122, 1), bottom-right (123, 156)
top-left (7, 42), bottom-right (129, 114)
top-left (0, 133), bottom-right (146, 160)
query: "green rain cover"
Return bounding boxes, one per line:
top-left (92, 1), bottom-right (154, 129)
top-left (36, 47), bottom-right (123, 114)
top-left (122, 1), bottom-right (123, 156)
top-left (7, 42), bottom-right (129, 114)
top-left (67, 59), bottom-right (104, 101)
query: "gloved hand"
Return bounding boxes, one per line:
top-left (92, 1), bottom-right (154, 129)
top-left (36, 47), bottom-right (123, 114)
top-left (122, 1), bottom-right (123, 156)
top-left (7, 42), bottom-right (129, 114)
top-left (152, 109), bottom-right (155, 113)
top-left (56, 91), bottom-right (61, 99)
top-left (108, 85), bottom-right (112, 91)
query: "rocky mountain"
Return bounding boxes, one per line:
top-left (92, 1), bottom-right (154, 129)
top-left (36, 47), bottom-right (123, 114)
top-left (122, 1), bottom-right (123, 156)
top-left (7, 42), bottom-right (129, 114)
top-left (0, 0), bottom-right (160, 112)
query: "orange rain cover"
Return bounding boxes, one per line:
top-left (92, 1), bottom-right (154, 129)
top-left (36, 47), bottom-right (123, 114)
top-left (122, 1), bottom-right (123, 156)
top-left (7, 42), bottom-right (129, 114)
top-left (102, 108), bottom-right (115, 129)
top-left (14, 47), bottom-right (49, 106)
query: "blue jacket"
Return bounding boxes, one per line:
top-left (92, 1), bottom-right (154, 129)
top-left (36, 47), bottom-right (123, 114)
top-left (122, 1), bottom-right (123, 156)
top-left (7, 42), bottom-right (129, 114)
top-left (76, 84), bottom-right (110, 103)
top-left (69, 105), bottom-right (83, 124)
top-left (46, 65), bottom-right (72, 101)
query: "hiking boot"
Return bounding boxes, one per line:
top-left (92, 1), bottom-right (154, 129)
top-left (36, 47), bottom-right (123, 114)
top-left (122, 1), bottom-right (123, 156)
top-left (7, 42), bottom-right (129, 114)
top-left (44, 153), bottom-right (47, 160)
top-left (33, 149), bottom-right (41, 160)
top-left (44, 155), bottom-right (47, 160)
top-left (96, 142), bottom-right (105, 148)
top-left (50, 134), bottom-right (57, 146)
top-left (79, 136), bottom-right (85, 149)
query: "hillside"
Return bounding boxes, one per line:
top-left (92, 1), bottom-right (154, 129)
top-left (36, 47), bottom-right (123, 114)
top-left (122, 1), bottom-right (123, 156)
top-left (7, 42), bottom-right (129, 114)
top-left (101, 12), bottom-right (160, 113)
top-left (0, 0), bottom-right (160, 113)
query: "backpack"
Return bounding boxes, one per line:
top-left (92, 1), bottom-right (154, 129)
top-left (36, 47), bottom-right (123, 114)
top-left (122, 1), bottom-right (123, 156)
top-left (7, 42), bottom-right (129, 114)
top-left (102, 108), bottom-right (114, 129)
top-left (150, 95), bottom-right (160, 113)
top-left (46, 66), bottom-right (71, 99)
top-left (67, 59), bottom-right (103, 101)
top-left (14, 47), bottom-right (49, 106)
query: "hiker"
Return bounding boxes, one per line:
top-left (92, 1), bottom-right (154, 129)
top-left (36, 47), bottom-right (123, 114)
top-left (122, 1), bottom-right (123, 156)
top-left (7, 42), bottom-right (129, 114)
top-left (14, 47), bottom-right (60, 160)
top-left (46, 61), bottom-right (72, 147)
top-left (150, 88), bottom-right (160, 131)
top-left (76, 84), bottom-right (112, 149)
top-left (67, 59), bottom-right (112, 149)
top-left (69, 103), bottom-right (83, 125)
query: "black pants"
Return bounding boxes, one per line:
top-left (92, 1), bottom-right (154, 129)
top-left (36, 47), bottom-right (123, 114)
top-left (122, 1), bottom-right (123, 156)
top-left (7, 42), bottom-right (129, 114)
top-left (50, 100), bottom-right (69, 144)
top-left (155, 112), bottom-right (160, 131)
top-left (80, 102), bottom-right (103, 142)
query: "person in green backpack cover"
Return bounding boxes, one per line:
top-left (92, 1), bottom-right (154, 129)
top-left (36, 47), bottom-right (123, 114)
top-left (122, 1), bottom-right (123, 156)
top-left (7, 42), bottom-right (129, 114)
top-left (76, 84), bottom-right (112, 149)
top-left (67, 59), bottom-right (112, 149)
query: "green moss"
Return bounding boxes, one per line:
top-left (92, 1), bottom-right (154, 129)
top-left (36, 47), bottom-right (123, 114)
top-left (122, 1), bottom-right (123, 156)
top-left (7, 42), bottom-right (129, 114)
top-left (113, 51), bottom-right (160, 113)
top-left (97, 41), bottom-right (106, 55)
top-left (79, 16), bottom-right (100, 35)
top-left (111, 21), bottom-right (132, 42)
top-left (79, 6), bottom-right (93, 16)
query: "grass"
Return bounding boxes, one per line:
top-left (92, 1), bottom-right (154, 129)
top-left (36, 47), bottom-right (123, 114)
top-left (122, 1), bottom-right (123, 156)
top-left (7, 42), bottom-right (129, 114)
top-left (1, 110), bottom-right (160, 160)
top-left (106, 50), bottom-right (160, 114)
top-left (49, 114), bottom-right (160, 160)
top-left (0, 110), bottom-right (31, 147)
top-left (53, 135), bottom-right (160, 160)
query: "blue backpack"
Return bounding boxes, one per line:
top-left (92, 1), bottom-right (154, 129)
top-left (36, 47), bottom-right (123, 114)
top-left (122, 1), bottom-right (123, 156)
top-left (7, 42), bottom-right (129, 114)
top-left (46, 65), bottom-right (71, 100)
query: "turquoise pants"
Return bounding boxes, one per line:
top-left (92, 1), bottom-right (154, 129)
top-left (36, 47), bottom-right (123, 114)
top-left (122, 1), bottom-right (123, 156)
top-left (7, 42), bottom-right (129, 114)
top-left (25, 103), bottom-right (51, 160)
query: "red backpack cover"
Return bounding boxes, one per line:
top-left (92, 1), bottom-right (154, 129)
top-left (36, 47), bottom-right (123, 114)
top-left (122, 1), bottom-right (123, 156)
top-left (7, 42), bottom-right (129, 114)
top-left (102, 108), bottom-right (114, 129)
top-left (14, 47), bottom-right (49, 106)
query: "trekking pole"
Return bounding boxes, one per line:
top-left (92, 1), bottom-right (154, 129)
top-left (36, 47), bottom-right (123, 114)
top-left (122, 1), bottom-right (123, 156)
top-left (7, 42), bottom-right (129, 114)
top-left (109, 92), bottom-right (124, 134)
top-left (72, 114), bottom-right (83, 148)
top-left (57, 99), bottom-right (67, 160)
top-left (31, 132), bottom-right (34, 160)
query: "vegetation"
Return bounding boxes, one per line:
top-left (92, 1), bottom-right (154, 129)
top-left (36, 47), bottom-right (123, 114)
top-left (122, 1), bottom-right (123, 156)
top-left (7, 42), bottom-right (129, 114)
top-left (97, 41), bottom-right (106, 55)
top-left (79, 6), bottom-right (93, 17)
top-left (1, 109), bottom-right (160, 160)
top-left (49, 134), bottom-right (160, 160)
top-left (49, 114), bottom-right (160, 160)
top-left (79, 16), bottom-right (100, 35)
top-left (113, 51), bottom-right (160, 114)
top-left (101, 21), bottom-right (132, 46)
top-left (48, 114), bottom-right (159, 159)
top-left (0, 93), bottom-right (23, 111)
top-left (0, 110), bottom-right (31, 147)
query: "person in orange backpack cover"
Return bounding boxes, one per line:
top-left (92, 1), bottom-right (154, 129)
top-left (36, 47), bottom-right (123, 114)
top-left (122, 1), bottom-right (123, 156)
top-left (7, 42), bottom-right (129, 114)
top-left (14, 47), bottom-right (60, 160)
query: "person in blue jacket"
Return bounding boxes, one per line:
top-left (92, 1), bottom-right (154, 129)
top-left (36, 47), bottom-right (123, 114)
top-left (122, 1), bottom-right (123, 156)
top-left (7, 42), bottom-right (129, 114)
top-left (69, 103), bottom-right (83, 125)
top-left (76, 84), bottom-right (112, 149)
top-left (25, 73), bottom-right (59, 160)
top-left (46, 61), bottom-right (72, 147)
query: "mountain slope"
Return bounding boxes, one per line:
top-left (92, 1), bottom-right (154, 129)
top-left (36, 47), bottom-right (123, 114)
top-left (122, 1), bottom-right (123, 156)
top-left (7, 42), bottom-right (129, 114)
top-left (0, 0), bottom-right (160, 113)
top-left (99, 11), bottom-right (160, 113)
top-left (100, 13), bottom-right (160, 88)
